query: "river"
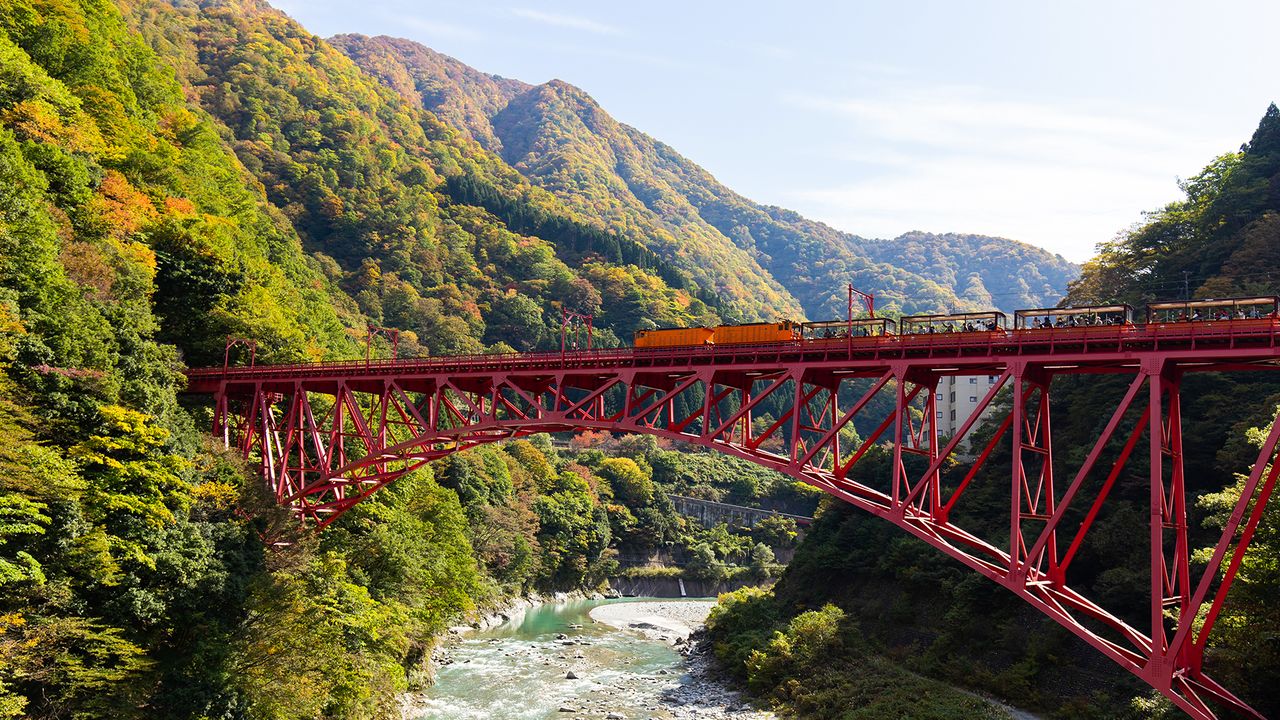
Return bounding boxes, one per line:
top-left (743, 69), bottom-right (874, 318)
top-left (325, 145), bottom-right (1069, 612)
top-left (405, 597), bottom-right (773, 720)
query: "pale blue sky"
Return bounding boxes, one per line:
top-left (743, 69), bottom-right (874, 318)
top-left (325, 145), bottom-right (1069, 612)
top-left (275, 0), bottom-right (1279, 262)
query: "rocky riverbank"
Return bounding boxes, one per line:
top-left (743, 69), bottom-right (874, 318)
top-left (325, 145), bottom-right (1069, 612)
top-left (407, 597), bottom-right (773, 720)
top-left (587, 600), bottom-right (774, 719)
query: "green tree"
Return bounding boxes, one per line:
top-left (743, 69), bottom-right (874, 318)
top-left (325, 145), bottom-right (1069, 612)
top-left (598, 457), bottom-right (655, 507)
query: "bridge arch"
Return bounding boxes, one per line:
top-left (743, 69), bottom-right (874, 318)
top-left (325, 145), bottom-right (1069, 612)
top-left (192, 337), bottom-right (1280, 720)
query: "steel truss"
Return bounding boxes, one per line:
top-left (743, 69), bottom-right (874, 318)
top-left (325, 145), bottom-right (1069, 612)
top-left (198, 345), bottom-right (1280, 720)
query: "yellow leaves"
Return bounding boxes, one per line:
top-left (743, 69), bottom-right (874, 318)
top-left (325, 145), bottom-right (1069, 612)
top-left (94, 405), bottom-right (170, 454)
top-left (0, 98), bottom-right (105, 154)
top-left (191, 480), bottom-right (239, 511)
top-left (0, 613), bottom-right (25, 633)
top-left (113, 238), bottom-right (158, 280)
top-left (156, 107), bottom-right (199, 141)
top-left (0, 298), bottom-right (24, 337)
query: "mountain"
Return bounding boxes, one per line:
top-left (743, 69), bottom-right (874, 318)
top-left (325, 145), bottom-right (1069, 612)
top-left (328, 33), bottom-right (529, 154)
top-left (860, 231), bottom-right (1081, 312)
top-left (121, 0), bottom-right (753, 355)
top-left (332, 33), bottom-right (1079, 318)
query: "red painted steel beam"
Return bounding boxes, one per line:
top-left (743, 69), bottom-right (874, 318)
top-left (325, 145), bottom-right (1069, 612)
top-left (186, 326), bottom-right (1280, 720)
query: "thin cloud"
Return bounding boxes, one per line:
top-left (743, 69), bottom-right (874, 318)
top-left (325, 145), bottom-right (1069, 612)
top-left (397, 15), bottom-right (483, 40)
top-left (779, 87), bottom-right (1230, 261)
top-left (510, 8), bottom-right (622, 36)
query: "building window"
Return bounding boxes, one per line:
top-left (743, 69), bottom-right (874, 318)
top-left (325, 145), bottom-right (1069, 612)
top-left (936, 393), bottom-right (943, 400)
top-left (989, 376), bottom-right (997, 384)
top-left (950, 409), bottom-right (956, 421)
top-left (950, 392), bottom-right (956, 402)
top-left (968, 377), bottom-right (978, 384)
top-left (969, 396), bottom-right (978, 403)
top-left (936, 411), bottom-right (943, 419)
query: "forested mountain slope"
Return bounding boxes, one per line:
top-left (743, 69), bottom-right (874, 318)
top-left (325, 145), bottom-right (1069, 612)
top-left (0, 1), bottom-right (763, 715)
top-left (124, 0), bottom-right (733, 349)
top-left (334, 33), bottom-right (1078, 317)
top-left (1069, 103), bottom-right (1280, 306)
top-left (860, 231), bottom-right (1080, 312)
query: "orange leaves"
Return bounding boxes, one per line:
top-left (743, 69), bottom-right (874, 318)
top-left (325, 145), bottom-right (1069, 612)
top-left (163, 197), bottom-right (196, 217)
top-left (94, 171), bottom-right (158, 239)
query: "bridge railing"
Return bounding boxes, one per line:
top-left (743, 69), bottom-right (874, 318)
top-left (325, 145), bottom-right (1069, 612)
top-left (185, 318), bottom-right (1280, 382)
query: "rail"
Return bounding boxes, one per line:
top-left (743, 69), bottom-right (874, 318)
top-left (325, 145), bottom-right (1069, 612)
top-left (185, 318), bottom-right (1280, 385)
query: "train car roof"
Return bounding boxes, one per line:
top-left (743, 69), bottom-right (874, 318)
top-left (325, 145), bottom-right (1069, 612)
top-left (1148, 296), bottom-right (1279, 310)
top-left (1014, 304), bottom-right (1133, 318)
top-left (716, 320), bottom-right (799, 327)
top-left (802, 318), bottom-right (895, 328)
top-left (900, 311), bottom-right (1006, 323)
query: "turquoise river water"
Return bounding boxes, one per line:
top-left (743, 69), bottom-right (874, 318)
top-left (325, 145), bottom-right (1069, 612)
top-left (407, 598), bottom-right (736, 719)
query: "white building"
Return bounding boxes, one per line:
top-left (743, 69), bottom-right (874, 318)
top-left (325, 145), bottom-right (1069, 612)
top-left (934, 375), bottom-right (1001, 439)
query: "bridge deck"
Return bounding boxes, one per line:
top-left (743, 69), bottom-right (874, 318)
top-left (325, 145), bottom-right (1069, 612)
top-left (183, 317), bottom-right (1280, 720)
top-left (187, 319), bottom-right (1280, 392)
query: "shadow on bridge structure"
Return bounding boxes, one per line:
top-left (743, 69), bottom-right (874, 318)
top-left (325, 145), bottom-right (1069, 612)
top-left (186, 322), bottom-right (1280, 720)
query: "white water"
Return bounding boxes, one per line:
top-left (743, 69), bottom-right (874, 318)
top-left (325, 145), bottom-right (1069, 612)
top-left (407, 598), bottom-right (768, 720)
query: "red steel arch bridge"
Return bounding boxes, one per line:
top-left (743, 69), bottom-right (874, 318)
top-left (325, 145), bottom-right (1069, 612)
top-left (186, 322), bottom-right (1280, 720)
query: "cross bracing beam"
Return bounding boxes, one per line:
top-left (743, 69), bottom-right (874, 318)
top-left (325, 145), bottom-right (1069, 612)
top-left (190, 327), bottom-right (1280, 720)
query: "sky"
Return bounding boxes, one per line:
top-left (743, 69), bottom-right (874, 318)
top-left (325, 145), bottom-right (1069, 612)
top-left (273, 0), bottom-right (1280, 263)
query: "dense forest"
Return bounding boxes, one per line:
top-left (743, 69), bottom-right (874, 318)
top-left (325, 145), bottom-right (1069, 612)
top-left (708, 105), bottom-right (1280, 719)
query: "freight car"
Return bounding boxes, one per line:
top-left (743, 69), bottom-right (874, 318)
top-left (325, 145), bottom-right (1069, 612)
top-left (712, 321), bottom-right (800, 345)
top-left (634, 327), bottom-right (715, 348)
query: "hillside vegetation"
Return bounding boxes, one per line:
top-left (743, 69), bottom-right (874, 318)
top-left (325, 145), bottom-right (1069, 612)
top-left (708, 105), bottom-right (1280, 720)
top-left (0, 0), bottom-right (722, 715)
top-left (333, 33), bottom-right (1078, 318)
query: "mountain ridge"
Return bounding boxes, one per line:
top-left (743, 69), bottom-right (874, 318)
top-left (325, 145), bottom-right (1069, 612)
top-left (332, 32), bottom-right (1079, 318)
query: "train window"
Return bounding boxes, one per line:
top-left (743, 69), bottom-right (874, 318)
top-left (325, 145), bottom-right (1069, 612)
top-left (1146, 296), bottom-right (1279, 323)
top-left (1014, 304), bottom-right (1134, 329)
top-left (899, 311), bottom-right (1006, 334)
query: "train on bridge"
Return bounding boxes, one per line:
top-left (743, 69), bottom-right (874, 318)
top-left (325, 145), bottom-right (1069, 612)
top-left (633, 295), bottom-right (1279, 349)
